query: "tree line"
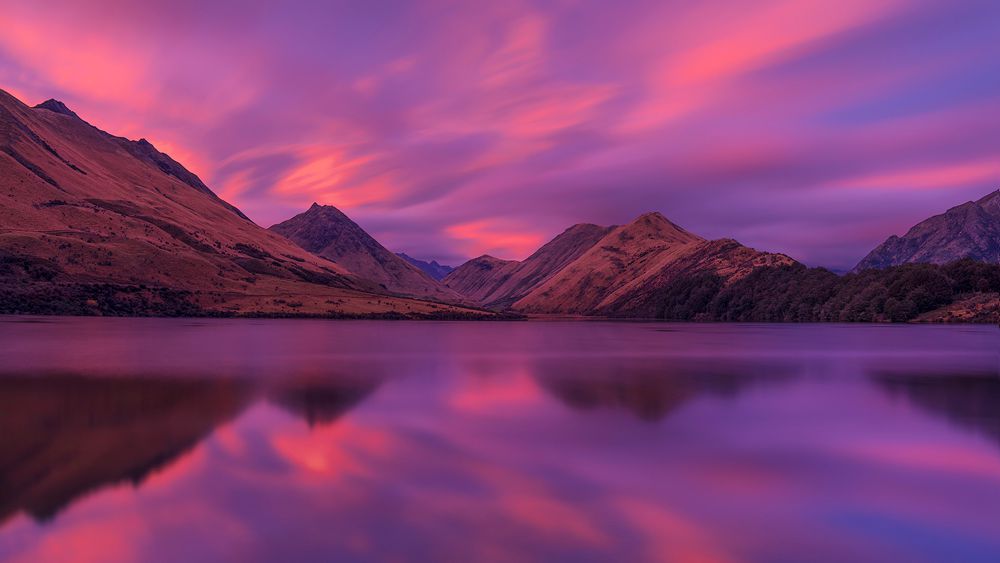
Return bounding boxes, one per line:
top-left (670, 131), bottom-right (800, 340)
top-left (623, 259), bottom-right (1000, 322)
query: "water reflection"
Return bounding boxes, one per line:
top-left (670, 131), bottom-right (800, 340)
top-left (0, 320), bottom-right (998, 563)
top-left (0, 372), bottom-right (383, 527)
top-left (873, 371), bottom-right (1000, 450)
top-left (268, 376), bottom-right (383, 428)
top-left (534, 358), bottom-right (795, 421)
top-left (0, 375), bottom-right (253, 525)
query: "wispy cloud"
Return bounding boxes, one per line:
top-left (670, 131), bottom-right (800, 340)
top-left (1, 0), bottom-right (998, 269)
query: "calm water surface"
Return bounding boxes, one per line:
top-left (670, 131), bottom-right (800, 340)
top-left (0, 318), bottom-right (999, 562)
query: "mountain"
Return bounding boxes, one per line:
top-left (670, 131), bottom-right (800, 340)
top-left (449, 223), bottom-right (614, 309)
top-left (594, 238), bottom-right (799, 318)
top-left (396, 253), bottom-right (454, 281)
top-left (269, 204), bottom-right (464, 302)
top-left (854, 190), bottom-right (1000, 271)
top-left (442, 255), bottom-right (519, 302)
top-left (441, 211), bottom-right (793, 317)
top-left (0, 89), bottom-right (490, 318)
top-left (511, 212), bottom-right (794, 315)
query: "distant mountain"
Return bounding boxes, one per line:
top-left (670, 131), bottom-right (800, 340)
top-left (854, 190), bottom-right (1000, 271)
top-left (396, 253), bottom-right (454, 281)
top-left (0, 89), bottom-right (489, 318)
top-left (445, 223), bottom-right (613, 309)
top-left (270, 204), bottom-right (464, 303)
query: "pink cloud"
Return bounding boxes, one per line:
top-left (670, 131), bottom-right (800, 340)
top-left (1, 0), bottom-right (998, 269)
top-left (445, 219), bottom-right (546, 259)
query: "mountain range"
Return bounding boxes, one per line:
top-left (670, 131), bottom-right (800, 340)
top-left (0, 90), bottom-right (487, 318)
top-left (0, 89), bottom-right (997, 321)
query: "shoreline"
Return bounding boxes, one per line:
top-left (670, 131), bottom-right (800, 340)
top-left (1, 312), bottom-right (997, 325)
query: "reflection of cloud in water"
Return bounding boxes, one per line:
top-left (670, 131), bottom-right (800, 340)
top-left (534, 358), bottom-right (798, 422)
top-left (873, 371), bottom-right (1000, 450)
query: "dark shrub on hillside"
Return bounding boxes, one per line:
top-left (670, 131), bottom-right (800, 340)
top-left (622, 259), bottom-right (1000, 322)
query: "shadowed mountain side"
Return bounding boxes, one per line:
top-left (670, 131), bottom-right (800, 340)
top-left (855, 190), bottom-right (1000, 272)
top-left (488, 224), bottom-right (615, 309)
top-left (0, 375), bottom-right (254, 524)
top-left (873, 371), bottom-right (1000, 450)
top-left (267, 376), bottom-right (383, 428)
top-left (270, 204), bottom-right (465, 303)
top-left (444, 223), bottom-right (613, 308)
top-left (534, 358), bottom-right (796, 422)
top-left (442, 255), bottom-right (519, 302)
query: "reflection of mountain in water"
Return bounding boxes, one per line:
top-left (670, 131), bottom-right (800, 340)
top-left (874, 371), bottom-right (1000, 448)
top-left (267, 377), bottom-right (382, 428)
top-left (0, 375), bottom-right (254, 525)
top-left (0, 372), bottom-right (382, 527)
top-left (535, 359), bottom-right (795, 422)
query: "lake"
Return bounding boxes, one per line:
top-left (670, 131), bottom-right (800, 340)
top-left (0, 317), bottom-right (998, 562)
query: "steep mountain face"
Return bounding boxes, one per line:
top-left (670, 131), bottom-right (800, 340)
top-left (483, 223), bottom-right (614, 308)
top-left (512, 212), bottom-right (794, 315)
top-left (855, 190), bottom-right (1000, 271)
top-left (442, 255), bottom-right (519, 302)
top-left (270, 204), bottom-right (464, 302)
top-left (442, 223), bottom-right (612, 308)
top-left (0, 89), bottom-right (488, 317)
top-left (396, 253), bottom-right (454, 281)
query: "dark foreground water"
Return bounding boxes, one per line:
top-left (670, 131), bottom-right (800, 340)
top-left (0, 318), bottom-right (998, 563)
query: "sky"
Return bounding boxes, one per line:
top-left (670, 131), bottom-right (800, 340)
top-left (1, 0), bottom-right (999, 270)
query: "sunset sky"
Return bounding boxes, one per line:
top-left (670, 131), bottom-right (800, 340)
top-left (1, 0), bottom-right (998, 270)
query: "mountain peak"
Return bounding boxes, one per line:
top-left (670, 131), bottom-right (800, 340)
top-left (623, 211), bottom-right (702, 244)
top-left (305, 202), bottom-right (346, 216)
top-left (470, 254), bottom-right (515, 265)
top-left (630, 211), bottom-right (687, 229)
top-left (34, 99), bottom-right (79, 119)
top-left (270, 205), bottom-right (463, 302)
